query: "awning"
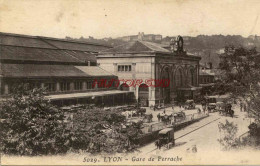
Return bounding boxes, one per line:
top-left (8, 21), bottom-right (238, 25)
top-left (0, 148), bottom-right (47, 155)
top-left (178, 86), bottom-right (202, 91)
top-left (46, 90), bottom-right (133, 100)
top-left (199, 83), bottom-right (215, 87)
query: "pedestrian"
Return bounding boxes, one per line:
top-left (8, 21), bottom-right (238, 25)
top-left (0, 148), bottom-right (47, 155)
top-left (192, 145), bottom-right (197, 153)
top-left (158, 141), bottom-right (162, 150)
top-left (163, 108), bottom-right (166, 114)
top-left (240, 102), bottom-right (243, 112)
top-left (157, 113), bottom-right (161, 122)
top-left (153, 105), bottom-right (156, 112)
top-left (197, 108), bottom-right (201, 114)
top-left (231, 110), bottom-right (234, 118)
top-left (155, 140), bottom-right (159, 149)
top-left (244, 104), bottom-right (247, 112)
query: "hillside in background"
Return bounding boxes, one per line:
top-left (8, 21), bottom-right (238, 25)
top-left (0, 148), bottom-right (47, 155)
top-left (65, 34), bottom-right (260, 69)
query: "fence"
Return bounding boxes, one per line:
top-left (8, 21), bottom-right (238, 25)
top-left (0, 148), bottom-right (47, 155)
top-left (141, 112), bottom-right (208, 134)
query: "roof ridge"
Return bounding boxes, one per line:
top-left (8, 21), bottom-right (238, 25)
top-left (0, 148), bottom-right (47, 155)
top-left (0, 32), bottom-right (112, 48)
top-left (99, 41), bottom-right (135, 53)
top-left (96, 66), bottom-right (116, 76)
top-left (138, 40), bottom-right (170, 52)
top-left (0, 44), bottom-right (93, 54)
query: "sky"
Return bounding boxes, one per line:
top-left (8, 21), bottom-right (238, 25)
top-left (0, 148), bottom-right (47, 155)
top-left (0, 0), bottom-right (260, 39)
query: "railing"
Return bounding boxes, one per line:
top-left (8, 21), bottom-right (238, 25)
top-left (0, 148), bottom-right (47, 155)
top-left (141, 112), bottom-right (208, 134)
top-left (239, 131), bottom-right (250, 142)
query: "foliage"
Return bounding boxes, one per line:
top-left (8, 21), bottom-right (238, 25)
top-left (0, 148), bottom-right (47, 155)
top-left (218, 120), bottom-right (240, 150)
top-left (69, 108), bottom-right (143, 153)
top-left (0, 84), bottom-right (143, 155)
top-left (0, 84), bottom-right (67, 155)
top-left (218, 45), bottom-right (260, 121)
top-left (248, 122), bottom-right (260, 138)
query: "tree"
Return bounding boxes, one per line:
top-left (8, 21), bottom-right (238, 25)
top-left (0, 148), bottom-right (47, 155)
top-left (0, 84), bottom-right (143, 155)
top-left (0, 84), bottom-right (67, 155)
top-left (218, 45), bottom-right (260, 121)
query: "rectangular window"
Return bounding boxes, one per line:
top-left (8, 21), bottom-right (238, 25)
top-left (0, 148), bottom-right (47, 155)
top-left (60, 82), bottom-right (70, 91)
top-left (87, 81), bottom-right (94, 89)
top-left (118, 65), bottom-right (132, 72)
top-left (45, 83), bottom-right (56, 92)
top-left (74, 82), bottom-right (83, 91)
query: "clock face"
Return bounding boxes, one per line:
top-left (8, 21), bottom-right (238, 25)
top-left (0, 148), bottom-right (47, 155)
top-left (179, 40), bottom-right (183, 47)
top-left (177, 36), bottom-right (184, 52)
top-left (173, 42), bottom-right (178, 51)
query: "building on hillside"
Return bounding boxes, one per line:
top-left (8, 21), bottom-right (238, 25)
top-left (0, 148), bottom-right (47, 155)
top-left (97, 36), bottom-right (201, 106)
top-left (0, 32), bottom-right (134, 106)
top-left (117, 32), bottom-right (162, 43)
top-left (248, 35), bottom-right (260, 41)
top-left (161, 36), bottom-right (191, 46)
top-left (199, 70), bottom-right (215, 95)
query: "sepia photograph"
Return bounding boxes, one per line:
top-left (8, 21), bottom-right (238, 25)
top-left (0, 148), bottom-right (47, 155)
top-left (0, 0), bottom-right (260, 165)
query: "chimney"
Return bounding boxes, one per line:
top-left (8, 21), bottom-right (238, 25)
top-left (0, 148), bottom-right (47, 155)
top-left (138, 32), bottom-right (144, 41)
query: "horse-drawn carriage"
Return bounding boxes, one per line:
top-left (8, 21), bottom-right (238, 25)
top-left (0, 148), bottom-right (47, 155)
top-left (184, 100), bottom-right (196, 110)
top-left (173, 111), bottom-right (186, 123)
top-left (219, 103), bottom-right (234, 117)
top-left (155, 128), bottom-right (175, 149)
top-left (216, 102), bottom-right (225, 114)
top-left (160, 114), bottom-right (173, 124)
top-left (143, 113), bottom-right (153, 123)
top-left (150, 104), bottom-right (165, 111)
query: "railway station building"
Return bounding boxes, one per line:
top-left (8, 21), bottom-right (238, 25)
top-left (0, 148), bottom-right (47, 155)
top-left (0, 32), bottom-right (134, 106)
top-left (97, 36), bottom-right (201, 106)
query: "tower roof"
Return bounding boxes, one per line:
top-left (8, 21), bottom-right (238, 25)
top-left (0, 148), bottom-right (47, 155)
top-left (100, 40), bottom-right (170, 54)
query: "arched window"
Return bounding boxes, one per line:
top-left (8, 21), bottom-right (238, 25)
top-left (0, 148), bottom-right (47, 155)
top-left (187, 68), bottom-right (196, 86)
top-left (174, 69), bottom-right (182, 88)
top-left (119, 83), bottom-right (129, 91)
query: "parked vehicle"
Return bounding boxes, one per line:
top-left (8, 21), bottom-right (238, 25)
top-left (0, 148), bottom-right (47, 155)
top-left (205, 95), bottom-right (230, 113)
top-left (222, 103), bottom-right (234, 117)
top-left (156, 128), bottom-right (175, 149)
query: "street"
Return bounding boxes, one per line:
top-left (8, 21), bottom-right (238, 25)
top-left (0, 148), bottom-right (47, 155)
top-left (133, 104), bottom-right (256, 165)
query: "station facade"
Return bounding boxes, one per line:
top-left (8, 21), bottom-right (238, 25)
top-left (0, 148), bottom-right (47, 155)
top-left (97, 36), bottom-right (201, 106)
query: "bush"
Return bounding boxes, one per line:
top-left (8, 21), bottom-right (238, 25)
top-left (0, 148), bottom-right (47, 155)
top-left (218, 120), bottom-right (240, 150)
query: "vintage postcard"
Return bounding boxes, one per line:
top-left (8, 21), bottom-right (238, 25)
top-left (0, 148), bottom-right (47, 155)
top-left (1, 0), bottom-right (260, 165)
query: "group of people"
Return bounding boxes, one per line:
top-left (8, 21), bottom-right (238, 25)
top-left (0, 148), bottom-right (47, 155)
top-left (157, 110), bottom-right (171, 124)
